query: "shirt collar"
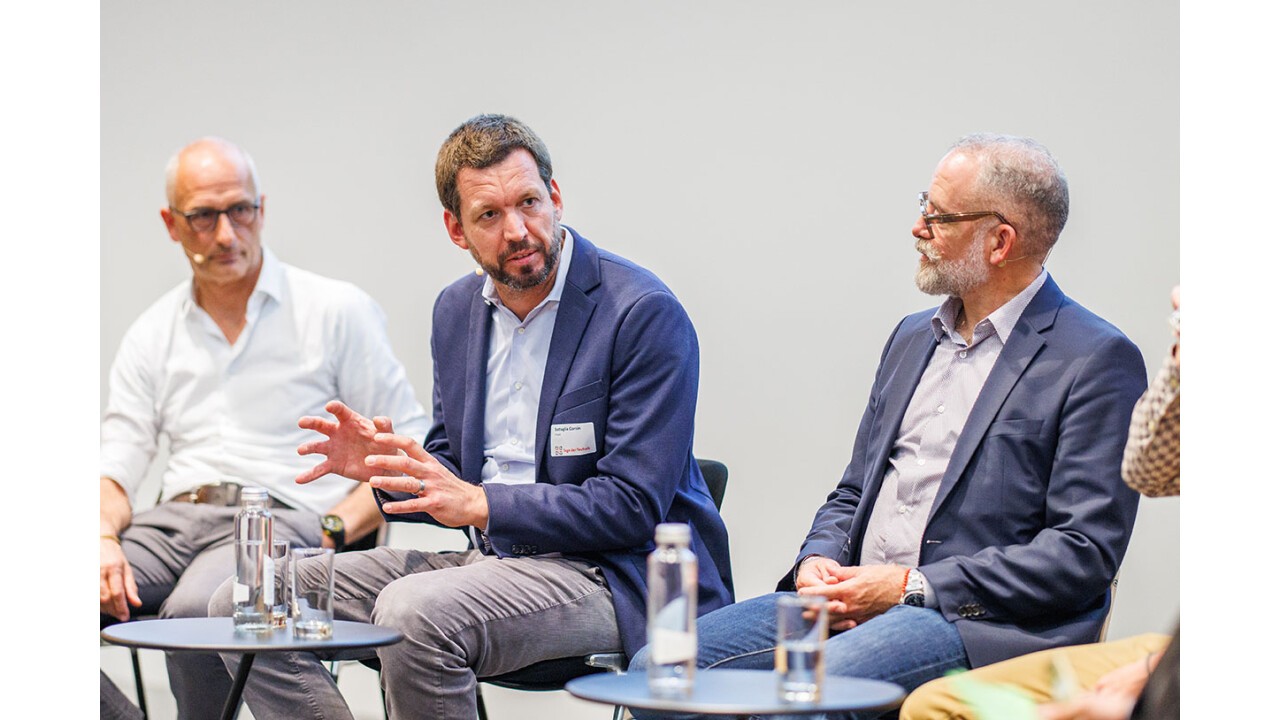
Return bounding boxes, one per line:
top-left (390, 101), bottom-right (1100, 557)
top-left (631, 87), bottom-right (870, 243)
top-left (180, 246), bottom-right (283, 317)
top-left (480, 227), bottom-right (574, 316)
top-left (931, 268), bottom-right (1048, 344)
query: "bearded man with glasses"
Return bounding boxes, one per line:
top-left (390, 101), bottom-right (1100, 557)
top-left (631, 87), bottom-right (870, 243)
top-left (630, 134), bottom-right (1147, 719)
top-left (100, 137), bottom-right (429, 719)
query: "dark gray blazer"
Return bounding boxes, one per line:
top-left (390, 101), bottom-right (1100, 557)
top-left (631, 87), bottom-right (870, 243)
top-left (781, 276), bottom-right (1145, 667)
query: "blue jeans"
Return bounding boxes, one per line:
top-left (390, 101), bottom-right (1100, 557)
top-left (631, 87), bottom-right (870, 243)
top-left (629, 592), bottom-right (970, 720)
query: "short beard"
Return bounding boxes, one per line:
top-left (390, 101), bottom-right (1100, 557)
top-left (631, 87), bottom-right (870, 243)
top-left (475, 224), bottom-right (563, 291)
top-left (915, 234), bottom-right (989, 297)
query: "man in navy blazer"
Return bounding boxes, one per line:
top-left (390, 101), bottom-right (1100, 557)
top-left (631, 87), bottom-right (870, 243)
top-left (214, 115), bottom-right (733, 720)
top-left (631, 134), bottom-right (1145, 717)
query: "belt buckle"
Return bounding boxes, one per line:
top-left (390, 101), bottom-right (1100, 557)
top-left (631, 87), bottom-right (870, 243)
top-left (191, 482), bottom-right (242, 506)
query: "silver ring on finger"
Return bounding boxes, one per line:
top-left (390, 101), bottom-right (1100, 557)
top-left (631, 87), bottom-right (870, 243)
top-left (416, 479), bottom-right (426, 495)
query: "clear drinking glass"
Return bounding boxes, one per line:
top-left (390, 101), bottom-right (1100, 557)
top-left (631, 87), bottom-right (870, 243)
top-left (775, 593), bottom-right (828, 702)
top-left (289, 547), bottom-right (335, 639)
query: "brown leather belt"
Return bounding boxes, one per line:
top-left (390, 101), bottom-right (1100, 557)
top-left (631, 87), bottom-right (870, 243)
top-left (169, 482), bottom-right (288, 508)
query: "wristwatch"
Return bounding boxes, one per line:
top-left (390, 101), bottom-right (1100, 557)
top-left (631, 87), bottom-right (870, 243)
top-left (321, 514), bottom-right (346, 551)
top-left (900, 568), bottom-right (926, 607)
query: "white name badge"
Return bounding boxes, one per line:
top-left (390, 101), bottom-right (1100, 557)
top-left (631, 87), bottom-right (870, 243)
top-left (550, 422), bottom-right (597, 457)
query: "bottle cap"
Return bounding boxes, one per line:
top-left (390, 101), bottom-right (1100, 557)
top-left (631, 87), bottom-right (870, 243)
top-left (240, 486), bottom-right (270, 504)
top-left (654, 522), bottom-right (691, 545)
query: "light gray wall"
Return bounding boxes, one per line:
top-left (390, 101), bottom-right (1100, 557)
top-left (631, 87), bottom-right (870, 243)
top-left (102, 0), bottom-right (1178, 646)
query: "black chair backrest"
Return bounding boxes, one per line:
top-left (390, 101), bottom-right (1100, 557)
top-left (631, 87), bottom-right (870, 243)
top-left (696, 458), bottom-right (729, 511)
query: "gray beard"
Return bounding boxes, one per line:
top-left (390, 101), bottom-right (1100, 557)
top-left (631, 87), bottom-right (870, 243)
top-left (915, 237), bottom-right (989, 296)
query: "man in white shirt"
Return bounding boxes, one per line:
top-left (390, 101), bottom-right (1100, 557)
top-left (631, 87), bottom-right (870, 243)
top-left (99, 137), bottom-right (429, 719)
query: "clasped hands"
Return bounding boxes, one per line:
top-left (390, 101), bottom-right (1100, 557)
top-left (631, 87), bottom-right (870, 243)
top-left (296, 401), bottom-right (489, 529)
top-left (795, 556), bottom-right (907, 632)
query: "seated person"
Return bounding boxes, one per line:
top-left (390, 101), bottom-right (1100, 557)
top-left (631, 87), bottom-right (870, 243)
top-left (100, 137), bottom-right (429, 719)
top-left (630, 134), bottom-right (1147, 719)
top-left (902, 286), bottom-right (1180, 720)
top-left (209, 114), bottom-right (734, 720)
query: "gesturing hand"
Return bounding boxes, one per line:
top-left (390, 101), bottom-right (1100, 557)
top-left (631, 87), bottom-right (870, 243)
top-left (1038, 691), bottom-right (1136, 720)
top-left (1092, 654), bottom-right (1154, 699)
top-left (1038, 653), bottom-right (1154, 719)
top-left (366, 431), bottom-right (490, 529)
top-left (297, 400), bottom-right (400, 484)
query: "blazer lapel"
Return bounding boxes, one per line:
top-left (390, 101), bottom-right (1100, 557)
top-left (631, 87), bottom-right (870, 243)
top-left (461, 289), bottom-right (491, 486)
top-left (533, 229), bottom-right (600, 472)
top-left (928, 277), bottom-right (1063, 519)
top-left (849, 325), bottom-right (937, 554)
top-left (867, 326), bottom-right (938, 493)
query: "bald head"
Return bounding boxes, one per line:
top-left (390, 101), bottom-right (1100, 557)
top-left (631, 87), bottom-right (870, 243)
top-left (160, 137), bottom-right (266, 291)
top-left (164, 137), bottom-right (261, 207)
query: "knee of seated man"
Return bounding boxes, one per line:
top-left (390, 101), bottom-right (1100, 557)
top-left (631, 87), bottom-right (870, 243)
top-left (900, 673), bottom-right (965, 720)
top-left (627, 644), bottom-right (651, 673)
top-left (160, 579), bottom-right (219, 619)
top-left (370, 572), bottom-right (455, 631)
top-left (207, 577), bottom-right (236, 618)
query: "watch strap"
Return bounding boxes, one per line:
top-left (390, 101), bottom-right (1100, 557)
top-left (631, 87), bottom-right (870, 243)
top-left (900, 567), bottom-right (926, 607)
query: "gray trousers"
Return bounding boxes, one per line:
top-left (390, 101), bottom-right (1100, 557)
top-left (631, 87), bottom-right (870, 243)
top-left (109, 502), bottom-right (323, 720)
top-left (208, 547), bottom-right (622, 720)
top-left (101, 670), bottom-right (144, 720)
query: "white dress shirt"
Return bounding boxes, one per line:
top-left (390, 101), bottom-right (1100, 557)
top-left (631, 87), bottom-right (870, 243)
top-left (477, 230), bottom-right (574, 487)
top-left (462, 230), bottom-right (574, 552)
top-left (100, 247), bottom-right (430, 515)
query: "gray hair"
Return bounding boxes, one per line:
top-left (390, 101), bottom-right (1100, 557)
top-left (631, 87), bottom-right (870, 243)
top-left (164, 137), bottom-right (261, 206)
top-left (949, 133), bottom-right (1069, 257)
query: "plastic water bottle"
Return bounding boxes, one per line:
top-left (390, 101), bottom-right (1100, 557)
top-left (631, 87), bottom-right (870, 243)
top-left (646, 522), bottom-right (697, 697)
top-left (232, 486), bottom-right (274, 632)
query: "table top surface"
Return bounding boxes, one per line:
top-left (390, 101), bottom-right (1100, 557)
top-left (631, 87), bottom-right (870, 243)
top-left (100, 617), bottom-right (403, 653)
top-left (566, 669), bottom-right (904, 715)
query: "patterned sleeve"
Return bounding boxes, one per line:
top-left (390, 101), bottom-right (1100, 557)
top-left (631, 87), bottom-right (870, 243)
top-left (1121, 352), bottom-right (1180, 497)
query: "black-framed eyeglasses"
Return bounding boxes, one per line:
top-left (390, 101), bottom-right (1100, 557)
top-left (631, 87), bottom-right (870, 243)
top-left (918, 191), bottom-right (1013, 232)
top-left (172, 202), bottom-right (260, 232)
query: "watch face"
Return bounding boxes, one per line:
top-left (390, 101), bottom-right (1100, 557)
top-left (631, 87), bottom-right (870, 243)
top-left (904, 593), bottom-right (926, 608)
top-left (322, 515), bottom-right (344, 533)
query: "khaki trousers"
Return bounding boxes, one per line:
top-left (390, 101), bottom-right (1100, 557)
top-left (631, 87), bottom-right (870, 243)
top-left (900, 632), bottom-right (1171, 720)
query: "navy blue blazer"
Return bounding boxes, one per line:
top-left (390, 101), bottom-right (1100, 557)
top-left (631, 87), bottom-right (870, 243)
top-left (379, 229), bottom-right (734, 658)
top-left (780, 276), bottom-right (1145, 667)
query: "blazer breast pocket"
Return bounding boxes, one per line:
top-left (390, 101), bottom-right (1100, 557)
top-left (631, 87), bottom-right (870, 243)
top-left (986, 418), bottom-right (1044, 437)
top-left (555, 380), bottom-right (605, 415)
